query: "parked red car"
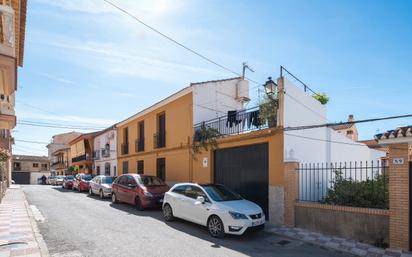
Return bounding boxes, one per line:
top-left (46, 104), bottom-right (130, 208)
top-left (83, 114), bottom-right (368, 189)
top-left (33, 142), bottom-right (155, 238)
top-left (111, 174), bottom-right (169, 210)
top-left (73, 174), bottom-right (92, 192)
top-left (62, 175), bottom-right (75, 189)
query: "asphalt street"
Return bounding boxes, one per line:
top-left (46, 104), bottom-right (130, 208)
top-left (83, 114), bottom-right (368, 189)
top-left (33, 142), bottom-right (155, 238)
top-left (22, 185), bottom-right (351, 257)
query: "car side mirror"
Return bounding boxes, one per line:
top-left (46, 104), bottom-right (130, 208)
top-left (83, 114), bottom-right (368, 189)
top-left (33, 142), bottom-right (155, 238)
top-left (195, 196), bottom-right (205, 204)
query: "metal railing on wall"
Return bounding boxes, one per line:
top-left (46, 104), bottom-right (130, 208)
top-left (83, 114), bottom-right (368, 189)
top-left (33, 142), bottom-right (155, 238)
top-left (193, 106), bottom-right (273, 139)
top-left (298, 161), bottom-right (389, 209)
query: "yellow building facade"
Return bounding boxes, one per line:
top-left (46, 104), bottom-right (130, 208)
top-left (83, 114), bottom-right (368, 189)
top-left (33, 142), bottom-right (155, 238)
top-left (117, 78), bottom-right (285, 223)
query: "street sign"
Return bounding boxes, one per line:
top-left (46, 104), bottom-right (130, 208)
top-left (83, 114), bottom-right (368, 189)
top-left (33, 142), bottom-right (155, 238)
top-left (393, 158), bottom-right (404, 165)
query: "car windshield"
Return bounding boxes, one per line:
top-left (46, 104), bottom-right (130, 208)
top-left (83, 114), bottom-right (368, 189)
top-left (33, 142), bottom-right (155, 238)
top-left (101, 177), bottom-right (113, 184)
top-left (66, 176), bottom-right (74, 180)
top-left (202, 184), bottom-right (242, 202)
top-left (138, 176), bottom-right (166, 186)
top-left (82, 175), bottom-right (92, 181)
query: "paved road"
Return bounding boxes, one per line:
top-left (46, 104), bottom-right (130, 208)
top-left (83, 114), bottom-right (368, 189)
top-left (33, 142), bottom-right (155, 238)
top-left (22, 185), bottom-right (350, 257)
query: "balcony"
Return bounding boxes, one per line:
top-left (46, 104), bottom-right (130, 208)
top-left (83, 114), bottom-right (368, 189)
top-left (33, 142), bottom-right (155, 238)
top-left (0, 129), bottom-right (11, 150)
top-left (72, 154), bottom-right (92, 163)
top-left (0, 4), bottom-right (16, 100)
top-left (121, 143), bottom-right (129, 155)
top-left (135, 138), bottom-right (144, 152)
top-left (0, 4), bottom-right (15, 59)
top-left (193, 106), bottom-right (276, 140)
top-left (101, 148), bottom-right (110, 158)
top-left (51, 161), bottom-right (68, 170)
top-left (153, 132), bottom-right (166, 149)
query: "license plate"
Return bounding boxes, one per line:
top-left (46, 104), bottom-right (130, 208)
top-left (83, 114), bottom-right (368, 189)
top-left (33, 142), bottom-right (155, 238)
top-left (252, 220), bottom-right (263, 226)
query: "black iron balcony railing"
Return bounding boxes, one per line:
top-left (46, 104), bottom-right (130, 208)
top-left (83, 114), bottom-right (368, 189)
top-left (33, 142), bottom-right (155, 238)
top-left (101, 148), bottom-right (110, 158)
top-left (135, 138), bottom-right (144, 152)
top-left (153, 132), bottom-right (166, 149)
top-left (193, 106), bottom-right (276, 140)
top-left (72, 154), bottom-right (91, 163)
top-left (121, 143), bottom-right (129, 155)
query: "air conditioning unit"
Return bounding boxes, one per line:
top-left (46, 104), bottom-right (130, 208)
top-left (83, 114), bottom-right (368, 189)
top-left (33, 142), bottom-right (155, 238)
top-left (236, 79), bottom-right (250, 103)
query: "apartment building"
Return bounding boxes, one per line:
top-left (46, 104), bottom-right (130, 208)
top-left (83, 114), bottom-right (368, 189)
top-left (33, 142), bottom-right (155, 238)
top-left (12, 155), bottom-right (50, 184)
top-left (47, 131), bottom-right (81, 175)
top-left (0, 0), bottom-right (27, 187)
top-left (69, 132), bottom-right (99, 174)
top-left (93, 125), bottom-right (117, 176)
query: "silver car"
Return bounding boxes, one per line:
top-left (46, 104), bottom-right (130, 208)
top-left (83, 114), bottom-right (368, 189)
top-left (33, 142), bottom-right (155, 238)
top-left (88, 175), bottom-right (114, 198)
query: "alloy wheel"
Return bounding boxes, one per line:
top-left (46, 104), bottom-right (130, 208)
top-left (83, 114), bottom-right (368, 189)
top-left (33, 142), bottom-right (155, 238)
top-left (111, 193), bottom-right (117, 203)
top-left (208, 216), bottom-right (224, 238)
top-left (99, 190), bottom-right (104, 199)
top-left (89, 188), bottom-right (93, 196)
top-left (163, 204), bottom-right (174, 221)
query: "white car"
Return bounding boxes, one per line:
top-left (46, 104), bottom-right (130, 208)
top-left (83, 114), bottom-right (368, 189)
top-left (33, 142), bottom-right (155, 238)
top-left (162, 183), bottom-right (265, 237)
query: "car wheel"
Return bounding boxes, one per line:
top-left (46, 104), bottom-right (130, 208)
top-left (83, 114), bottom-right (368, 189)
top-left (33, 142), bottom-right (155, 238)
top-left (99, 190), bottom-right (104, 199)
top-left (111, 193), bottom-right (118, 203)
top-left (163, 204), bottom-right (174, 222)
top-left (208, 215), bottom-right (225, 238)
top-left (135, 197), bottom-right (144, 211)
top-left (89, 188), bottom-right (94, 196)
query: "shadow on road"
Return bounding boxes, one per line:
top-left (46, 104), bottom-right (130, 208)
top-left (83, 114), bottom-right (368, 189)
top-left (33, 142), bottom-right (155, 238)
top-left (107, 200), bottom-right (276, 256)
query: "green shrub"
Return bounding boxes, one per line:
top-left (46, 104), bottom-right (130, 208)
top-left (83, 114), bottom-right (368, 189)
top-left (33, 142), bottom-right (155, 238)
top-left (313, 92), bottom-right (329, 105)
top-left (323, 170), bottom-right (388, 209)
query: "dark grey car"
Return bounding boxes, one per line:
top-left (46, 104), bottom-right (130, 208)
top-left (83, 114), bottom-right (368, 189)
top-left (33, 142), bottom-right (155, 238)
top-left (89, 175), bottom-right (114, 198)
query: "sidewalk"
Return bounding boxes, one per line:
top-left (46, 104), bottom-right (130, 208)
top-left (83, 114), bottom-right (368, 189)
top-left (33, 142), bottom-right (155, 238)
top-left (268, 226), bottom-right (412, 257)
top-left (0, 185), bottom-right (49, 257)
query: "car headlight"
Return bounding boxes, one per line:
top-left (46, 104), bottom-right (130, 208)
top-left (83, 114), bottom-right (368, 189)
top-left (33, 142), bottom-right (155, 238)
top-left (229, 211), bottom-right (248, 220)
top-left (104, 188), bottom-right (111, 192)
top-left (144, 191), bottom-right (153, 197)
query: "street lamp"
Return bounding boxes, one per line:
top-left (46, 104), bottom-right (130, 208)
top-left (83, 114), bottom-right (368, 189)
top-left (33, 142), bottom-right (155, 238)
top-left (263, 77), bottom-right (277, 99)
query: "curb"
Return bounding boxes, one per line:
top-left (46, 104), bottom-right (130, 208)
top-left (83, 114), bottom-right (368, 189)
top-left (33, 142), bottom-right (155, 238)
top-left (21, 188), bottom-right (50, 257)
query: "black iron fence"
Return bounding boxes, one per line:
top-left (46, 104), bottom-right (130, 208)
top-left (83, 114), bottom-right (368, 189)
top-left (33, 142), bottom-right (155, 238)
top-left (193, 106), bottom-right (273, 139)
top-left (135, 138), bottom-right (144, 152)
top-left (153, 132), bottom-right (166, 149)
top-left (298, 161), bottom-right (389, 209)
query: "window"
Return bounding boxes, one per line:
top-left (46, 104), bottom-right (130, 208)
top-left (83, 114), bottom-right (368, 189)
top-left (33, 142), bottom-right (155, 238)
top-left (172, 185), bottom-right (188, 195)
top-left (13, 162), bottom-right (21, 171)
top-left (41, 163), bottom-right (48, 169)
top-left (347, 130), bottom-right (353, 135)
top-left (96, 166), bottom-right (100, 175)
top-left (137, 160), bottom-right (144, 174)
top-left (137, 121), bottom-right (145, 152)
top-left (113, 166), bottom-right (117, 176)
top-left (105, 163), bottom-right (110, 176)
top-left (122, 127), bottom-right (129, 155)
top-left (156, 158), bottom-right (166, 181)
top-left (33, 163), bottom-right (39, 168)
top-left (127, 176), bottom-right (137, 186)
top-left (155, 113), bottom-right (166, 148)
top-left (122, 161), bottom-right (129, 174)
top-left (118, 175), bottom-right (127, 185)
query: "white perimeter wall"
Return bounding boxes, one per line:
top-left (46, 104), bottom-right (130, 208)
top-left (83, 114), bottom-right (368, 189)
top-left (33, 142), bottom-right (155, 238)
top-left (30, 172), bottom-right (51, 185)
top-left (93, 129), bottom-right (117, 176)
top-left (192, 79), bottom-right (247, 124)
top-left (283, 78), bottom-right (385, 163)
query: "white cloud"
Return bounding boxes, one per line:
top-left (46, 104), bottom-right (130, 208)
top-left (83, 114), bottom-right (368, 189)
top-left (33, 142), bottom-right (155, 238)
top-left (38, 72), bottom-right (75, 85)
top-left (18, 112), bottom-right (115, 127)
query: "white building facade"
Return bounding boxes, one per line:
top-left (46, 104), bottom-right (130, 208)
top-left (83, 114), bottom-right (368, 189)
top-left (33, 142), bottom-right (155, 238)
top-left (93, 126), bottom-right (117, 177)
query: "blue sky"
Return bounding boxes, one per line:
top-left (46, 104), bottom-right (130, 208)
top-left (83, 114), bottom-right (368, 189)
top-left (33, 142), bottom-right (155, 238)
top-left (14, 0), bottom-right (412, 156)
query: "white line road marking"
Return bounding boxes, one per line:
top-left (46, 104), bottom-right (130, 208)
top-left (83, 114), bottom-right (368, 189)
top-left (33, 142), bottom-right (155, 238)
top-left (30, 205), bottom-right (45, 222)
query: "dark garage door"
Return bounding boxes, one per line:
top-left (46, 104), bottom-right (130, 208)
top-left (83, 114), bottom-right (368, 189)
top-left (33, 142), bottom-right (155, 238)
top-left (12, 172), bottom-right (30, 184)
top-left (214, 143), bottom-right (268, 217)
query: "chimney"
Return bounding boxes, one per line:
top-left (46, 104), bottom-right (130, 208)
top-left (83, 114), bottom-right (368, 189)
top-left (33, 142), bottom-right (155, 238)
top-left (348, 114), bottom-right (354, 122)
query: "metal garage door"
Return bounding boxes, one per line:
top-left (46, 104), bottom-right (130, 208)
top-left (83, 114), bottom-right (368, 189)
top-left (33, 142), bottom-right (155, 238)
top-left (12, 172), bottom-right (30, 184)
top-left (214, 143), bottom-right (269, 217)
